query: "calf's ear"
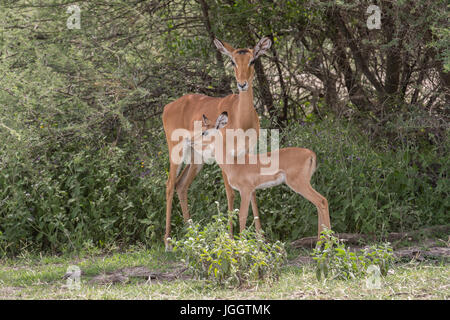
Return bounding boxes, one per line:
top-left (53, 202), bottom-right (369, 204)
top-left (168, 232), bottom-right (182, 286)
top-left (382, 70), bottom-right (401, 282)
top-left (202, 114), bottom-right (211, 126)
top-left (215, 112), bottom-right (228, 129)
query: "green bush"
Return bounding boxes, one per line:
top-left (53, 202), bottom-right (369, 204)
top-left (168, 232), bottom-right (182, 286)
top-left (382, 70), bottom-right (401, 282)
top-left (0, 133), bottom-right (168, 255)
top-left (173, 203), bottom-right (286, 287)
top-left (312, 229), bottom-right (395, 281)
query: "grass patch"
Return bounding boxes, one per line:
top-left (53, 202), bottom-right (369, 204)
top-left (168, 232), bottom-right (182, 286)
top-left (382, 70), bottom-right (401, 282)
top-left (0, 245), bottom-right (448, 300)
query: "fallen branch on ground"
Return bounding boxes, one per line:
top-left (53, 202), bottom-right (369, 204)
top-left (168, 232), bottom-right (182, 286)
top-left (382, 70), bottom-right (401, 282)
top-left (290, 225), bottom-right (450, 248)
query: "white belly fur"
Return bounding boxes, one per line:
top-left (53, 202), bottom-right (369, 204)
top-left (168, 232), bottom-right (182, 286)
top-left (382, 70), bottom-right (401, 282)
top-left (227, 173), bottom-right (286, 192)
top-left (255, 173), bottom-right (286, 190)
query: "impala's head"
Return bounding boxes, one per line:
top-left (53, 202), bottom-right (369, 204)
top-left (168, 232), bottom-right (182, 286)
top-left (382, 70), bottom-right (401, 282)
top-left (190, 112), bottom-right (229, 162)
top-left (214, 37), bottom-right (272, 92)
top-left (201, 112), bottom-right (228, 137)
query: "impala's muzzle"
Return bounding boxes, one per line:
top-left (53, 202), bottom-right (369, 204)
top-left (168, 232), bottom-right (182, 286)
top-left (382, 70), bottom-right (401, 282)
top-left (237, 81), bottom-right (249, 92)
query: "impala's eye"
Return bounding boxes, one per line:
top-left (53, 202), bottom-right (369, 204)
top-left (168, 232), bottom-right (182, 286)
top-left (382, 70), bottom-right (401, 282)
top-left (231, 60), bottom-right (236, 67)
top-left (249, 59), bottom-right (255, 66)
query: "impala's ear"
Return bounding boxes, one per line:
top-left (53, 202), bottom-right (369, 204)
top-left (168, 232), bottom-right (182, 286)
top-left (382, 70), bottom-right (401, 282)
top-left (215, 112), bottom-right (228, 129)
top-left (253, 37), bottom-right (272, 59)
top-left (214, 39), bottom-right (234, 58)
top-left (202, 114), bottom-right (211, 126)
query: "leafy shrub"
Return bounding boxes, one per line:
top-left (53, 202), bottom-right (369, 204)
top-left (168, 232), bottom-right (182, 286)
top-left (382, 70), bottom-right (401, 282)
top-left (312, 229), bottom-right (394, 281)
top-left (0, 132), bottom-right (168, 255)
top-left (173, 203), bottom-right (286, 287)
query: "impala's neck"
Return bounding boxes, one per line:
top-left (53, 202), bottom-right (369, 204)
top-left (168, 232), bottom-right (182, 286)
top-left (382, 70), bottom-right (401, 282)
top-left (236, 86), bottom-right (254, 113)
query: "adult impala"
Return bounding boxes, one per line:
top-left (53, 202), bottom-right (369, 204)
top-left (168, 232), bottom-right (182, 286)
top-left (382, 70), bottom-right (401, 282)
top-left (192, 112), bottom-right (331, 238)
top-left (162, 37), bottom-right (272, 250)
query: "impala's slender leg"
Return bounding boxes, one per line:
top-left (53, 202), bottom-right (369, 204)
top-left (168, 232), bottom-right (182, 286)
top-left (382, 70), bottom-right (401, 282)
top-left (317, 190), bottom-right (331, 234)
top-left (250, 191), bottom-right (262, 233)
top-left (221, 169), bottom-right (235, 235)
top-left (176, 163), bottom-right (203, 222)
top-left (175, 163), bottom-right (191, 221)
top-left (307, 187), bottom-right (329, 236)
top-left (307, 187), bottom-right (330, 236)
top-left (238, 189), bottom-right (252, 232)
top-left (287, 179), bottom-right (330, 238)
top-left (165, 160), bottom-right (180, 251)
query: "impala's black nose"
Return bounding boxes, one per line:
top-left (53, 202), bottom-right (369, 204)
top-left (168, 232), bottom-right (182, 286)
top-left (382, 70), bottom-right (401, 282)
top-left (237, 81), bottom-right (248, 91)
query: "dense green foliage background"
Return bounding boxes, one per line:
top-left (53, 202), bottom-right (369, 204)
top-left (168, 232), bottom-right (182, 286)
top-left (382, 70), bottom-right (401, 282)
top-left (0, 0), bottom-right (448, 255)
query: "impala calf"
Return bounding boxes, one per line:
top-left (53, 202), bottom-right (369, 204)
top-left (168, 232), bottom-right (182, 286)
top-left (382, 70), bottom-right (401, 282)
top-left (194, 112), bottom-right (331, 238)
